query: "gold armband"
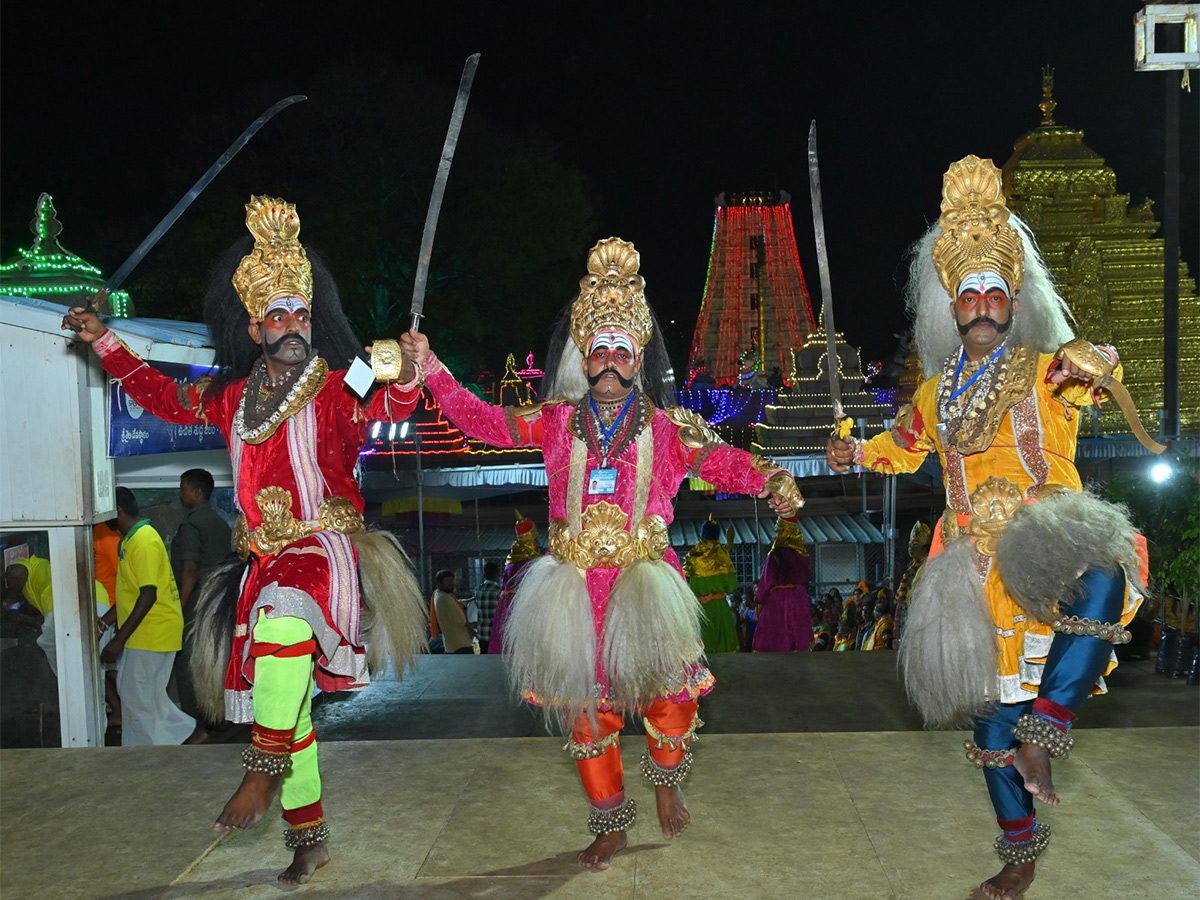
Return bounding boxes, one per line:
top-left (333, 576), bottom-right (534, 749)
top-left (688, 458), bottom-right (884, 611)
top-left (764, 470), bottom-right (806, 510)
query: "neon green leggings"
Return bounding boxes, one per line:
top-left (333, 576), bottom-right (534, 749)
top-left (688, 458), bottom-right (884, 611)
top-left (252, 611), bottom-right (320, 813)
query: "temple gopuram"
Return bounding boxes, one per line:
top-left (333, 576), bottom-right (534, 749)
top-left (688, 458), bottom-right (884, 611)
top-left (687, 192), bottom-right (817, 387)
top-left (0, 194), bottom-right (132, 315)
top-left (1002, 70), bottom-right (1199, 433)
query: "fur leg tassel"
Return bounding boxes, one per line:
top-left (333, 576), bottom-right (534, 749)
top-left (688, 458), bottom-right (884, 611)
top-left (501, 556), bottom-right (597, 731)
top-left (351, 530), bottom-right (428, 679)
top-left (601, 560), bottom-right (705, 711)
top-left (189, 553), bottom-right (246, 724)
top-left (996, 490), bottom-right (1143, 623)
top-left (898, 537), bottom-right (999, 729)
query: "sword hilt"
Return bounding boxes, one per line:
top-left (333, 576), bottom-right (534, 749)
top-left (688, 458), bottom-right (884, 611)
top-left (409, 312), bottom-right (424, 333)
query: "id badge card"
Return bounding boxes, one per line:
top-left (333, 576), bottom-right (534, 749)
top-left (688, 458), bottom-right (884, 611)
top-left (588, 468), bottom-right (618, 495)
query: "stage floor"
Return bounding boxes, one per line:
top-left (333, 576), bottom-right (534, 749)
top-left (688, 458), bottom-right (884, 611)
top-left (2, 656), bottom-right (1197, 899)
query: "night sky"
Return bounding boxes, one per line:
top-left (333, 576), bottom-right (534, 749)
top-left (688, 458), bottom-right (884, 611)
top-left (3, 1), bottom-right (1196, 371)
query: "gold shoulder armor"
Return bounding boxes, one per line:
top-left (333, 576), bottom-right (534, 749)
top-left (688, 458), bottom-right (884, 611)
top-left (663, 406), bottom-right (723, 450)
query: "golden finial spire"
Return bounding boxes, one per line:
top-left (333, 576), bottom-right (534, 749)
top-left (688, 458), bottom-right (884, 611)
top-left (1039, 65), bottom-right (1057, 126)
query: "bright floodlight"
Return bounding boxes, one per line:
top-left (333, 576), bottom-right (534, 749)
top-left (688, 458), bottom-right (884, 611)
top-left (400, 421), bottom-right (409, 440)
top-left (1150, 461), bottom-right (1172, 483)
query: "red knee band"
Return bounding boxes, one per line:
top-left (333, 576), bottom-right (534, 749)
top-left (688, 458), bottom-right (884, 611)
top-left (291, 730), bottom-right (317, 754)
top-left (283, 799), bottom-right (324, 828)
top-left (999, 814), bottom-right (1035, 842)
top-left (251, 723), bottom-right (295, 755)
top-left (1033, 698), bottom-right (1076, 729)
top-left (250, 638), bottom-right (318, 659)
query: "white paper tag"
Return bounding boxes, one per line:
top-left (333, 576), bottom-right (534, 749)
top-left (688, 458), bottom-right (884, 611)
top-left (345, 356), bottom-right (374, 398)
top-left (588, 468), bottom-right (618, 495)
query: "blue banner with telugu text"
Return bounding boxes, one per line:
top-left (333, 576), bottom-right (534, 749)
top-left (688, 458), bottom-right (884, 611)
top-left (108, 361), bottom-right (227, 456)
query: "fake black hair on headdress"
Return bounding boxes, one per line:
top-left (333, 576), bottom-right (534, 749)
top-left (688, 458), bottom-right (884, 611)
top-left (203, 236), bottom-right (365, 392)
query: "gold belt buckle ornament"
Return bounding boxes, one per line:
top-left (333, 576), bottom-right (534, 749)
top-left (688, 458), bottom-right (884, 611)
top-left (967, 476), bottom-right (1024, 558)
top-left (239, 487), bottom-right (364, 558)
top-left (550, 506), bottom-right (667, 569)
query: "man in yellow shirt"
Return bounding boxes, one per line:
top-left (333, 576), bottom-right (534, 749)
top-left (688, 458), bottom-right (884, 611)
top-left (827, 157), bottom-right (1145, 900)
top-left (102, 487), bottom-right (200, 746)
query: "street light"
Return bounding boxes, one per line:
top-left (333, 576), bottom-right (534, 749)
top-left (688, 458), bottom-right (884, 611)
top-left (1135, 4), bottom-right (1200, 438)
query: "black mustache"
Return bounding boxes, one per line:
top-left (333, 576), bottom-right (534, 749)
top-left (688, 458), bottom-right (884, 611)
top-left (265, 333), bottom-right (311, 355)
top-left (588, 368), bottom-right (634, 388)
top-left (957, 316), bottom-right (1011, 336)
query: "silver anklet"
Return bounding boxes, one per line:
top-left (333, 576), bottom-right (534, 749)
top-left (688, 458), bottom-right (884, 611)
top-left (1052, 613), bottom-right (1130, 644)
top-left (587, 797), bottom-right (637, 835)
top-left (242, 745), bottom-right (292, 775)
top-left (284, 822), bottom-right (330, 848)
top-left (1012, 713), bottom-right (1074, 759)
top-left (994, 821), bottom-right (1050, 864)
top-left (640, 750), bottom-right (693, 787)
top-left (963, 740), bottom-right (1017, 769)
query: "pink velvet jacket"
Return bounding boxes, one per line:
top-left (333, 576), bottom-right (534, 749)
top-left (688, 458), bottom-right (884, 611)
top-left (425, 355), bottom-right (775, 695)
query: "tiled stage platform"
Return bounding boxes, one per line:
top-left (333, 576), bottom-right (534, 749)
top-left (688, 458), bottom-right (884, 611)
top-left (2, 655), bottom-right (1196, 899)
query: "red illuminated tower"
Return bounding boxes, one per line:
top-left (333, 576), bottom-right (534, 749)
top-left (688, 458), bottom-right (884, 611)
top-left (687, 192), bottom-right (817, 386)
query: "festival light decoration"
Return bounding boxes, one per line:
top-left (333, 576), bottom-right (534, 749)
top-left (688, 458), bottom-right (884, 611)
top-left (688, 192), bottom-right (816, 387)
top-left (0, 194), bottom-right (133, 315)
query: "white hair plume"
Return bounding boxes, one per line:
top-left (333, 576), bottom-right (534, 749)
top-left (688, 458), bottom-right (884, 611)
top-left (905, 214), bottom-right (1076, 377)
top-left (601, 559), bottom-right (705, 711)
top-left (897, 537), bottom-right (999, 728)
top-left (351, 530), bottom-right (428, 678)
top-left (501, 555), bottom-right (597, 731)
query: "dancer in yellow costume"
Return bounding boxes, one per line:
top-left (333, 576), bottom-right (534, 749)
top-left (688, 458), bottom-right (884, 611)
top-left (827, 157), bottom-right (1147, 900)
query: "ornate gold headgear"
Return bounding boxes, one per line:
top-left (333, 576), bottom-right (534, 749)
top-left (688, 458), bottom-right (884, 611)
top-left (569, 237), bottom-right (653, 353)
top-left (909, 520), bottom-right (932, 547)
top-left (231, 196), bottom-right (314, 320)
top-left (931, 156), bottom-right (1024, 299)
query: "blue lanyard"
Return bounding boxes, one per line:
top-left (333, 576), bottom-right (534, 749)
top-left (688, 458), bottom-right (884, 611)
top-left (590, 392), bottom-right (635, 463)
top-left (947, 344), bottom-right (1005, 404)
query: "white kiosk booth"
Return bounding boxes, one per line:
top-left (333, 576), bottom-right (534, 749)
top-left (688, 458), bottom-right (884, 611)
top-left (0, 295), bottom-right (230, 746)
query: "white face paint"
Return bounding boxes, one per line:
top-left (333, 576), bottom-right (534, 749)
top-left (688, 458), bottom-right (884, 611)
top-left (587, 330), bottom-right (637, 360)
top-left (955, 272), bottom-right (1010, 298)
top-left (263, 296), bottom-right (310, 316)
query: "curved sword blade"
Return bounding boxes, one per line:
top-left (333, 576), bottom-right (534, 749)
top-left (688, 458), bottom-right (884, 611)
top-left (410, 53), bottom-right (481, 330)
top-left (808, 120), bottom-right (843, 421)
top-left (104, 95), bottom-right (307, 294)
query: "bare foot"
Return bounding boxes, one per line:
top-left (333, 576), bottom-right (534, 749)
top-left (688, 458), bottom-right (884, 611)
top-left (183, 726), bottom-right (208, 745)
top-left (655, 784), bottom-right (690, 838)
top-left (577, 831), bottom-right (627, 870)
top-left (981, 861), bottom-right (1035, 900)
top-left (213, 770), bottom-right (281, 831)
top-left (1014, 743), bottom-right (1059, 806)
top-left (279, 842), bottom-right (329, 885)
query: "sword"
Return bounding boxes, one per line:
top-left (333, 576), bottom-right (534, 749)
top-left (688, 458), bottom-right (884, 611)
top-left (96, 95), bottom-right (307, 301)
top-left (807, 121), bottom-right (853, 440)
top-left (410, 53), bottom-right (481, 332)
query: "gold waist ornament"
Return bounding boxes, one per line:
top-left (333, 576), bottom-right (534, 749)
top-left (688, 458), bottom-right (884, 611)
top-left (235, 485), bottom-right (364, 559)
top-left (942, 477), bottom-right (1074, 557)
top-left (549, 501), bottom-right (669, 569)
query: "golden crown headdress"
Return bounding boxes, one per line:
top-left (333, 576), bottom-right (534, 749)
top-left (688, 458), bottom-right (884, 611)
top-left (569, 237), bottom-right (653, 353)
top-left (231, 196), bottom-right (314, 320)
top-left (931, 156), bottom-right (1024, 298)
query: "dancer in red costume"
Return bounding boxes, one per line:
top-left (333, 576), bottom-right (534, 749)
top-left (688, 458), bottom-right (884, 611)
top-left (64, 196), bottom-right (426, 884)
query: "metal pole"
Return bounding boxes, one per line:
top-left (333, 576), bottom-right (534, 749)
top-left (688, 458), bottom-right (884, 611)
top-left (415, 427), bottom-right (426, 593)
top-left (1163, 73), bottom-right (1181, 437)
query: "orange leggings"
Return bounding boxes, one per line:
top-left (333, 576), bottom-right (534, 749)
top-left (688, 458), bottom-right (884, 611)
top-left (572, 697), bottom-right (699, 806)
